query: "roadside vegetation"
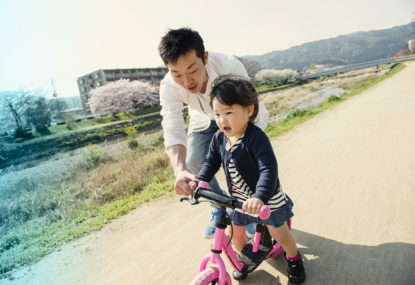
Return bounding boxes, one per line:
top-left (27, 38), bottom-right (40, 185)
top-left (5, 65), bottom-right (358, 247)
top-left (264, 63), bottom-right (406, 138)
top-left (0, 105), bottom-right (161, 147)
top-left (0, 62), bottom-right (407, 280)
top-left (0, 133), bottom-right (173, 280)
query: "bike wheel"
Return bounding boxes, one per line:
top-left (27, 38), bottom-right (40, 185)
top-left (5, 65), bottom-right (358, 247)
top-left (189, 267), bottom-right (232, 285)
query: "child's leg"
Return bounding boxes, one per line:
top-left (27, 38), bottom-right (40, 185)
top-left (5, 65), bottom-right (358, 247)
top-left (266, 221), bottom-right (298, 258)
top-left (268, 221), bottom-right (306, 283)
top-left (228, 223), bottom-right (247, 252)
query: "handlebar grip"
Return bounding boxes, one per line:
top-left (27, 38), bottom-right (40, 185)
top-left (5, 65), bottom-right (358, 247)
top-left (198, 181), bottom-right (209, 189)
top-left (259, 205), bottom-right (271, 220)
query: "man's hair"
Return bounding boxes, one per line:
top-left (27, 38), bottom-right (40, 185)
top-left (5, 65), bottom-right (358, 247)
top-left (210, 75), bottom-right (259, 123)
top-left (158, 27), bottom-right (205, 65)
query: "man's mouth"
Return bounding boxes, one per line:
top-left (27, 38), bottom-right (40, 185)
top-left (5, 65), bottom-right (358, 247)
top-left (187, 84), bottom-right (197, 92)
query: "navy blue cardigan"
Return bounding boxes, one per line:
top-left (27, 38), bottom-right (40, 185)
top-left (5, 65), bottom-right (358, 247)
top-left (197, 123), bottom-right (280, 204)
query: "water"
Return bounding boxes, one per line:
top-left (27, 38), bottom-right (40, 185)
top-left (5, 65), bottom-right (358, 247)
top-left (296, 85), bottom-right (347, 109)
top-left (269, 85), bottom-right (348, 122)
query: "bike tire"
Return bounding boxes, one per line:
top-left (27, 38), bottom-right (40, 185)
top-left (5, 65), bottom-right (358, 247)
top-left (189, 267), bottom-right (232, 285)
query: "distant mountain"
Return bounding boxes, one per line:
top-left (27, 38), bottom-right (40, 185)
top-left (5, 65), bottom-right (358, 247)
top-left (243, 22), bottom-right (415, 71)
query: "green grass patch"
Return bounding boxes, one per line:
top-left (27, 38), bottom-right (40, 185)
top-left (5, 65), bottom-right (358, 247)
top-left (255, 82), bottom-right (293, 93)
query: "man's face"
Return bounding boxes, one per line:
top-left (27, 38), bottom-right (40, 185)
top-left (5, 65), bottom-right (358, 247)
top-left (167, 50), bottom-right (209, 94)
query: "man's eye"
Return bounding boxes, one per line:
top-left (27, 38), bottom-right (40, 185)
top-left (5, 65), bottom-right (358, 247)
top-left (191, 69), bottom-right (198, 74)
top-left (226, 112), bottom-right (232, 115)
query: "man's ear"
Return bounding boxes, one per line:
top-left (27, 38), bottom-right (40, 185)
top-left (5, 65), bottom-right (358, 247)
top-left (204, 51), bottom-right (209, 65)
top-left (247, 104), bottom-right (255, 117)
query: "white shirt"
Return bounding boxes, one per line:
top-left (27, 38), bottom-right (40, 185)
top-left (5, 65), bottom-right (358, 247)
top-left (159, 51), bottom-right (269, 148)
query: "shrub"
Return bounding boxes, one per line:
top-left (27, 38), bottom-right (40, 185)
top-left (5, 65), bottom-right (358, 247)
top-left (125, 126), bottom-right (139, 149)
top-left (0, 236), bottom-right (20, 253)
top-left (128, 138), bottom-right (139, 149)
top-left (327, 95), bottom-right (340, 102)
top-left (81, 144), bottom-right (101, 168)
top-left (284, 108), bottom-right (314, 121)
top-left (150, 133), bottom-right (164, 148)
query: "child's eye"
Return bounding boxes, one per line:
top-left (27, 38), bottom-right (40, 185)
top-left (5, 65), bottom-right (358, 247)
top-left (226, 112), bottom-right (232, 115)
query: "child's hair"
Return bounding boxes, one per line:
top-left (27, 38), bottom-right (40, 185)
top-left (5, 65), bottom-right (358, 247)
top-left (158, 27), bottom-right (205, 65)
top-left (210, 75), bottom-right (259, 123)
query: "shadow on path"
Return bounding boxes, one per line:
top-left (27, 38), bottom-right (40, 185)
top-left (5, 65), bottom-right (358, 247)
top-left (240, 229), bottom-right (415, 285)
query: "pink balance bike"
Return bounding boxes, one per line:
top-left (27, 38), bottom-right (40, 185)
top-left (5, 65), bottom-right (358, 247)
top-left (180, 181), bottom-right (292, 285)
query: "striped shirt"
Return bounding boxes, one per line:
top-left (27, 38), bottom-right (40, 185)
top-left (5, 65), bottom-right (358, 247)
top-left (226, 136), bottom-right (287, 213)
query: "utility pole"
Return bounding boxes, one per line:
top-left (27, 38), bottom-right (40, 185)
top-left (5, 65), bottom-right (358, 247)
top-left (51, 79), bottom-right (62, 122)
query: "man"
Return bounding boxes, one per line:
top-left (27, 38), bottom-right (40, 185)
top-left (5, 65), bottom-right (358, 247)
top-left (158, 27), bottom-right (269, 238)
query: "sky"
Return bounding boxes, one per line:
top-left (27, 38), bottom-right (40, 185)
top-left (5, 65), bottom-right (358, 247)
top-left (0, 0), bottom-right (414, 98)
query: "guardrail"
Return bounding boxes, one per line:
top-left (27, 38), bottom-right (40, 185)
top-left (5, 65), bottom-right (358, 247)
top-left (300, 54), bottom-right (415, 80)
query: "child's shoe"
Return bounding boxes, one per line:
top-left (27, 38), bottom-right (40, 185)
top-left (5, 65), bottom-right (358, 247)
top-left (232, 251), bottom-right (248, 281)
top-left (285, 251), bottom-right (305, 284)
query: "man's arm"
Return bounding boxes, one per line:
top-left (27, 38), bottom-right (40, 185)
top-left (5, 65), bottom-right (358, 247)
top-left (166, 144), bottom-right (196, 196)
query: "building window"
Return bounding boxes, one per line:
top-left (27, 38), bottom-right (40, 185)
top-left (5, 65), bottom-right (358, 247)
top-left (93, 73), bottom-right (100, 79)
top-left (96, 82), bottom-right (101, 87)
top-left (81, 87), bottom-right (86, 92)
top-left (79, 79), bottom-right (84, 84)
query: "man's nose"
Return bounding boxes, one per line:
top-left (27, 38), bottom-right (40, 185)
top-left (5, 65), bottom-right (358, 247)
top-left (183, 75), bottom-right (192, 86)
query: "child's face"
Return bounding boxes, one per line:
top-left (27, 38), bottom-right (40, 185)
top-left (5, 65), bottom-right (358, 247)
top-left (212, 98), bottom-right (254, 141)
top-left (167, 49), bottom-right (209, 94)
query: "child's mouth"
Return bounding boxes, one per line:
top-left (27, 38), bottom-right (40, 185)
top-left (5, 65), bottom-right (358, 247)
top-left (223, 127), bottom-right (231, 133)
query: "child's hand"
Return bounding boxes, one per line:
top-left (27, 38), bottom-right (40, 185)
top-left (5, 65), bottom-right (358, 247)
top-left (242, 198), bottom-right (264, 215)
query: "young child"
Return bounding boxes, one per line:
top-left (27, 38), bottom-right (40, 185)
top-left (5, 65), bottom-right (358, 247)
top-left (196, 75), bottom-right (306, 284)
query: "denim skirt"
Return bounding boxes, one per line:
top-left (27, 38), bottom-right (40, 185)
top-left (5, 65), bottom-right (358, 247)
top-left (228, 195), bottom-right (294, 228)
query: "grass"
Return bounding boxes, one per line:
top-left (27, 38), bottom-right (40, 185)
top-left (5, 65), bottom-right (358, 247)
top-left (0, 106), bottom-right (162, 146)
top-left (0, 62), bottom-right (407, 280)
top-left (50, 105), bottom-right (161, 135)
top-left (255, 82), bottom-right (293, 93)
top-left (0, 139), bottom-right (174, 280)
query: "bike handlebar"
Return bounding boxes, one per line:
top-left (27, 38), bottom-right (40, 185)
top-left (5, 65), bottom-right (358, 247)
top-left (185, 181), bottom-right (271, 220)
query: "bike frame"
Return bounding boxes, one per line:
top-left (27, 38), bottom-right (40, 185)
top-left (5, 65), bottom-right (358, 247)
top-left (185, 184), bottom-right (291, 284)
top-left (196, 217), bottom-right (292, 285)
top-left (198, 227), bottom-right (244, 285)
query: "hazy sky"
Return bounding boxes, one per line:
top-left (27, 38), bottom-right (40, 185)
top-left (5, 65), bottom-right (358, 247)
top-left (0, 0), bottom-right (414, 98)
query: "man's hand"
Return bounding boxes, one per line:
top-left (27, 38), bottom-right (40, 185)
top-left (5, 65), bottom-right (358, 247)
top-left (242, 198), bottom-right (264, 215)
top-left (174, 170), bottom-right (198, 196)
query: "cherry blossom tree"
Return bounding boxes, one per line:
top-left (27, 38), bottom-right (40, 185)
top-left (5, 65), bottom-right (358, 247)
top-left (255, 69), bottom-right (299, 85)
top-left (88, 79), bottom-right (159, 117)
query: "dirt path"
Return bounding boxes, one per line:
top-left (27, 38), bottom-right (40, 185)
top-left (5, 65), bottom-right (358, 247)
top-left (5, 62), bottom-right (415, 285)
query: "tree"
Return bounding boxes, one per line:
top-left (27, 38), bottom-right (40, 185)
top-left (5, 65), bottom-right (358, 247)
top-left (88, 79), bottom-right (159, 117)
top-left (0, 90), bottom-right (32, 137)
top-left (0, 89), bottom-right (56, 137)
top-left (26, 96), bottom-right (53, 133)
top-left (50, 98), bottom-right (67, 123)
top-left (255, 69), bottom-right (299, 85)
